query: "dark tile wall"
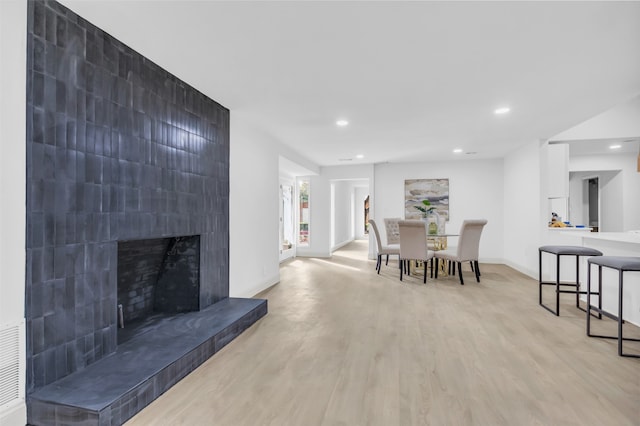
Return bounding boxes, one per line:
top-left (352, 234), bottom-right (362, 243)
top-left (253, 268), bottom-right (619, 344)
top-left (25, 0), bottom-right (230, 393)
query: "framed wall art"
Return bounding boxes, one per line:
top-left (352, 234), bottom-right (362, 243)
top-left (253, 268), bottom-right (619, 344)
top-left (404, 178), bottom-right (449, 220)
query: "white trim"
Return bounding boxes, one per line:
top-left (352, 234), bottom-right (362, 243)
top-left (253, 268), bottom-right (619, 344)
top-left (503, 259), bottom-right (537, 280)
top-left (0, 400), bottom-right (25, 426)
top-left (232, 273), bottom-right (280, 298)
top-left (295, 251), bottom-right (332, 258)
top-left (331, 237), bottom-right (355, 253)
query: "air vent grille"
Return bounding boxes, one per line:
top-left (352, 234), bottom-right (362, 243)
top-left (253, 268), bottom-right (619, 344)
top-left (0, 321), bottom-right (24, 409)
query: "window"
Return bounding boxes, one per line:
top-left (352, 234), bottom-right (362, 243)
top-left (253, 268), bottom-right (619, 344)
top-left (280, 184), bottom-right (294, 252)
top-left (298, 179), bottom-right (310, 246)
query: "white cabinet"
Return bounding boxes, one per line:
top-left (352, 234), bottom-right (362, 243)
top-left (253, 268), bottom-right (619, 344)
top-left (547, 143), bottom-right (569, 198)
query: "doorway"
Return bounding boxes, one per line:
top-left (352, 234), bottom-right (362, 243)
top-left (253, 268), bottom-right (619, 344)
top-left (586, 177), bottom-right (599, 231)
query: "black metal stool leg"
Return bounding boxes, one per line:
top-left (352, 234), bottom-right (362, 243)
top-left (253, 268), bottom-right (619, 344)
top-left (539, 250), bottom-right (543, 306)
top-left (587, 262), bottom-right (592, 336)
top-left (555, 253), bottom-right (561, 316)
top-left (618, 270), bottom-right (624, 356)
top-left (575, 255), bottom-right (580, 308)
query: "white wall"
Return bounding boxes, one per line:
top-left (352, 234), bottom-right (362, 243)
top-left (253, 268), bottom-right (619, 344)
top-left (373, 159), bottom-right (504, 263)
top-left (503, 141), bottom-right (543, 277)
top-left (0, 0), bottom-right (26, 423)
top-left (570, 153), bottom-right (640, 231)
top-left (551, 94), bottom-right (640, 141)
top-left (229, 117), bottom-right (282, 297)
top-left (332, 181), bottom-right (353, 249)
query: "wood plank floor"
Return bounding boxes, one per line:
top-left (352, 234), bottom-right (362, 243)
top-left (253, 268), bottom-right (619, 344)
top-left (126, 240), bottom-right (640, 426)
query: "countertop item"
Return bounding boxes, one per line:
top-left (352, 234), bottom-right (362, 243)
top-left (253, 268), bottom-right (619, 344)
top-left (547, 227), bottom-right (593, 231)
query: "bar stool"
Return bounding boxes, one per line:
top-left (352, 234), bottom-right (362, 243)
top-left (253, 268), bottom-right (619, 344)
top-left (538, 245), bottom-right (603, 316)
top-left (586, 256), bottom-right (640, 358)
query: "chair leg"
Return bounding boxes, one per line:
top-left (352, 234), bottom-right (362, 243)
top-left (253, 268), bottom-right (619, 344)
top-left (376, 255), bottom-right (381, 273)
top-left (470, 261), bottom-right (474, 272)
top-left (386, 254), bottom-right (389, 265)
top-left (476, 261), bottom-right (481, 276)
top-left (399, 258), bottom-right (403, 281)
top-left (423, 261), bottom-right (427, 283)
top-left (435, 259), bottom-right (439, 279)
top-left (430, 258), bottom-right (434, 278)
top-left (458, 261), bottom-right (464, 285)
top-left (474, 260), bottom-right (480, 282)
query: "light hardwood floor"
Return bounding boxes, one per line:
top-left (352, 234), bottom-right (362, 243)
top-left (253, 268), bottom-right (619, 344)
top-left (126, 240), bottom-right (640, 426)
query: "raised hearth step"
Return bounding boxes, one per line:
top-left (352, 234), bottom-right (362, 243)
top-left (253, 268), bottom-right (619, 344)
top-left (28, 297), bottom-right (267, 426)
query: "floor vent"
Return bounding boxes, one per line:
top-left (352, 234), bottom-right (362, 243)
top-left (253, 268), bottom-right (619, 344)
top-left (0, 320), bottom-right (24, 411)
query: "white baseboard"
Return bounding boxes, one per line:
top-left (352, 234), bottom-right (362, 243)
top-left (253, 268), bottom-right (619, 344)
top-left (0, 399), bottom-right (25, 426)
top-left (331, 238), bottom-right (354, 252)
top-left (502, 259), bottom-right (537, 279)
top-left (295, 251), bottom-right (331, 258)
top-left (231, 273), bottom-right (280, 298)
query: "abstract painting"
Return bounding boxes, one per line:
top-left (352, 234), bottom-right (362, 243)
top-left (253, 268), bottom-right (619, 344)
top-left (404, 178), bottom-right (449, 220)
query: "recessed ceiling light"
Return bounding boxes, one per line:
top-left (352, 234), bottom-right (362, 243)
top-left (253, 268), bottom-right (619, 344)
top-left (453, 148), bottom-right (463, 154)
top-left (336, 119), bottom-right (349, 127)
top-left (494, 107), bottom-right (510, 115)
top-left (356, 154), bottom-right (364, 159)
top-left (609, 144), bottom-right (622, 149)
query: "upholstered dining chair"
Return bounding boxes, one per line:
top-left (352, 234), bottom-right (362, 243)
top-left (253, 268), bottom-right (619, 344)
top-left (434, 219), bottom-right (488, 285)
top-left (369, 219), bottom-right (400, 274)
top-left (384, 218), bottom-right (401, 245)
top-left (398, 220), bottom-right (435, 283)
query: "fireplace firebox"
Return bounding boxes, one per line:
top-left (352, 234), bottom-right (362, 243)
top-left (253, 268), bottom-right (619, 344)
top-left (117, 235), bottom-right (200, 342)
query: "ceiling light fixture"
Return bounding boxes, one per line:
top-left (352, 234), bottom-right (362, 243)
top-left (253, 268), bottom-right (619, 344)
top-left (494, 107), bottom-right (510, 115)
top-left (609, 144), bottom-right (622, 149)
top-left (356, 154), bottom-right (364, 159)
top-left (336, 119), bottom-right (349, 127)
top-left (453, 148), bottom-right (463, 154)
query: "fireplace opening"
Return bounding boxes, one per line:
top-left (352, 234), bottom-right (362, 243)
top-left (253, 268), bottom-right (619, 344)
top-left (117, 235), bottom-right (200, 344)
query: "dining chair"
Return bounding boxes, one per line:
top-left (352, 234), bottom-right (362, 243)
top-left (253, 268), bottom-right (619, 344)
top-left (434, 219), bottom-right (488, 285)
top-left (384, 218), bottom-right (401, 244)
top-left (398, 220), bottom-right (435, 283)
top-left (369, 219), bottom-right (400, 274)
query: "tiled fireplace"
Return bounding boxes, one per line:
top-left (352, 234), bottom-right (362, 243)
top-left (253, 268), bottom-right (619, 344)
top-left (24, 1), bottom-right (266, 424)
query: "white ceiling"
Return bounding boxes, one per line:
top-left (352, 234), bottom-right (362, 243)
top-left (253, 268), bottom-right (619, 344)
top-left (59, 1), bottom-right (640, 167)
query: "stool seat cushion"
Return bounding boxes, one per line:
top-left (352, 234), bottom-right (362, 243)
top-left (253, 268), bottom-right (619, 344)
top-left (539, 245), bottom-right (603, 256)
top-left (588, 256), bottom-right (640, 271)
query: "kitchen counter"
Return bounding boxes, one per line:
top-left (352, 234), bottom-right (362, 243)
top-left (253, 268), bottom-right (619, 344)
top-left (582, 231), bottom-right (640, 245)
